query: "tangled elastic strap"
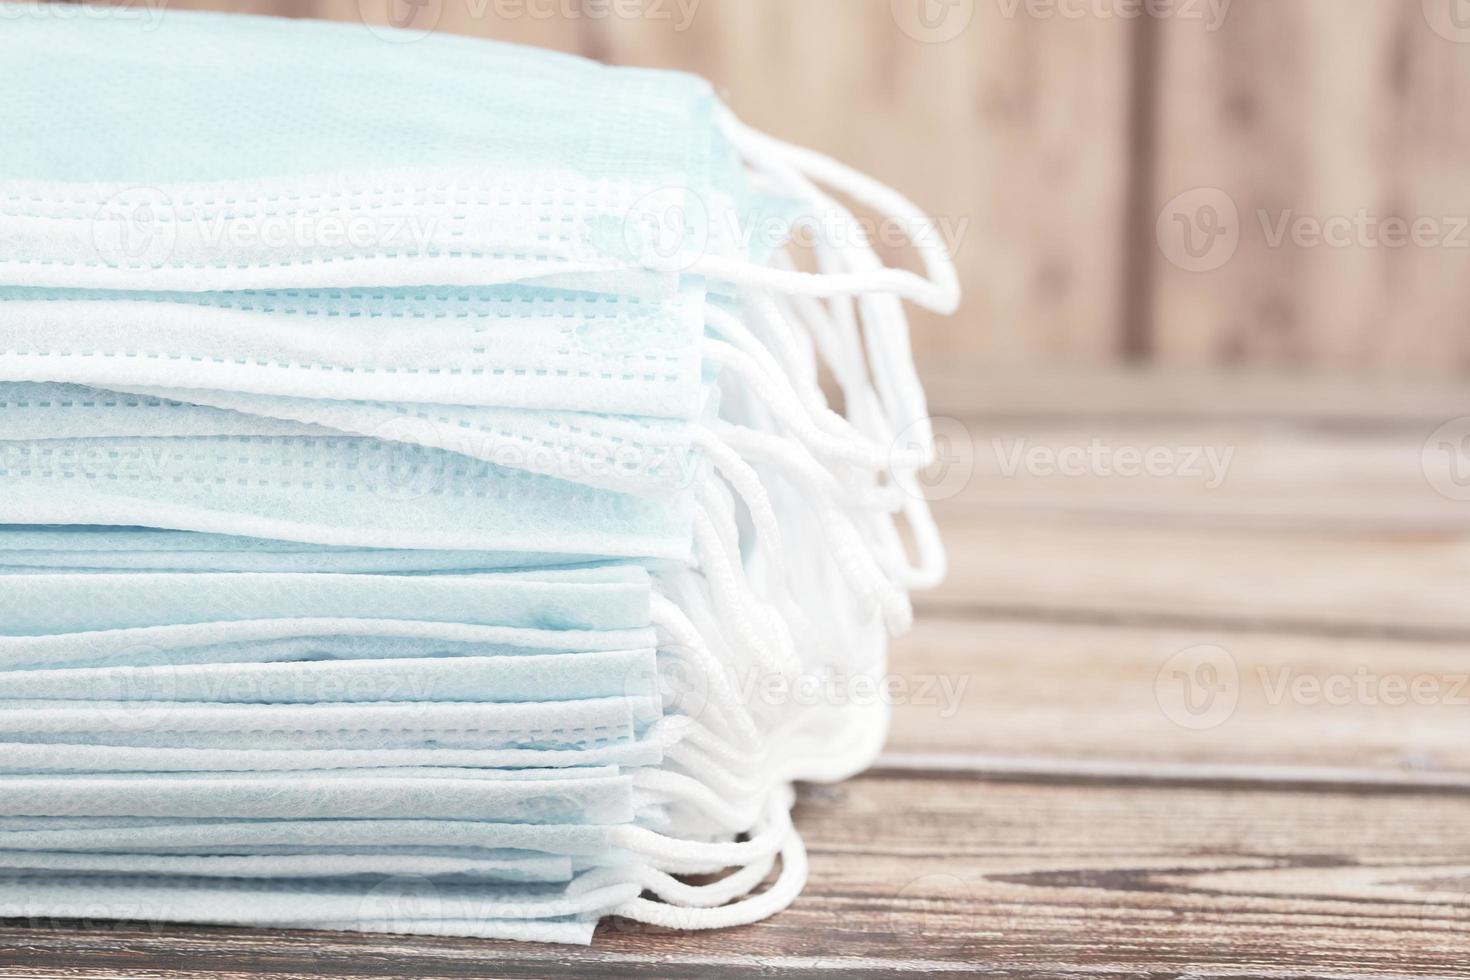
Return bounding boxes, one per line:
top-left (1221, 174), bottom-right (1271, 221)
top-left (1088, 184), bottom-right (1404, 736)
top-left (583, 111), bottom-right (957, 931)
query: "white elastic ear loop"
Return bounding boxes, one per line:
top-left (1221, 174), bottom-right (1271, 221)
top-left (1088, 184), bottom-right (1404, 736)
top-left (692, 426), bottom-right (790, 588)
top-left (706, 301), bottom-right (866, 447)
top-left (633, 852), bottom-right (780, 909)
top-left (651, 593), bottom-right (764, 748)
top-left (634, 768), bottom-right (765, 833)
top-left (611, 831), bottom-right (808, 931)
top-left (716, 422), bottom-right (913, 632)
top-left (740, 293), bottom-right (823, 409)
top-left (712, 393), bottom-right (941, 599)
top-left (708, 334), bottom-right (892, 468)
top-left (786, 246), bottom-right (902, 445)
top-left (705, 312), bottom-right (867, 450)
top-left (732, 125), bottom-right (939, 443)
top-left (708, 338), bottom-right (926, 472)
top-left (720, 108), bottom-right (961, 315)
top-left (700, 477), bottom-right (800, 669)
top-left (766, 261), bottom-right (872, 405)
top-left (891, 493), bottom-right (948, 591)
top-left (692, 498), bottom-right (795, 678)
top-left (787, 182), bottom-right (933, 447)
top-left (859, 291), bottom-right (933, 449)
top-left (644, 699), bottom-right (893, 829)
top-left (692, 425), bottom-right (822, 655)
top-left (651, 705), bottom-right (840, 790)
top-left (735, 157), bottom-right (883, 424)
top-left (610, 785), bottom-right (795, 874)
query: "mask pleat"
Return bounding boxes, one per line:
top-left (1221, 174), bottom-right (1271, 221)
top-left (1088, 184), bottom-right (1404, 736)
top-left (0, 4), bottom-right (957, 944)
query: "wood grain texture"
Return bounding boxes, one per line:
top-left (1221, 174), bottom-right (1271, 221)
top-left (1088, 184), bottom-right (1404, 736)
top-left (1148, 1), bottom-right (1470, 372)
top-left (594, 1), bottom-right (1135, 365)
top-left (6, 776), bottom-right (1470, 977)
top-left (888, 614), bottom-right (1470, 774)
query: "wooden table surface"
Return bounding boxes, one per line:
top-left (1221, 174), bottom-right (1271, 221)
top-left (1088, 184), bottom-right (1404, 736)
top-left (4, 367), bottom-right (1470, 978)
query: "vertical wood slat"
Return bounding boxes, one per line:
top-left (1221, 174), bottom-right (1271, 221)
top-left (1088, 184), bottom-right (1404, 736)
top-left (594, 1), bottom-right (1136, 366)
top-left (1148, 0), bottom-right (1470, 372)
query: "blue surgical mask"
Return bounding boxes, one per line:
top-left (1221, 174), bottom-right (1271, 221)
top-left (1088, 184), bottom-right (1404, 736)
top-left (0, 1), bottom-right (962, 944)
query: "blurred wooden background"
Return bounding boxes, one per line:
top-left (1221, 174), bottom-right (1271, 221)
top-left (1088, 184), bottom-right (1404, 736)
top-left (71, 0), bottom-right (1470, 373)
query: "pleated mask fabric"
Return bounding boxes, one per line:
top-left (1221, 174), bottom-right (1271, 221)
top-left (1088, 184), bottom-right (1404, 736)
top-left (0, 3), bottom-right (960, 944)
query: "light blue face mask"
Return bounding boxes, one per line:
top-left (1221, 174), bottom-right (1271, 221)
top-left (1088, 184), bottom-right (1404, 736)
top-left (0, 7), bottom-right (752, 302)
top-left (0, 871), bottom-right (639, 944)
top-left (0, 697), bottom-right (657, 752)
top-left (0, 566), bottom-right (666, 757)
top-left (0, 2), bottom-right (965, 945)
top-left (0, 567), bottom-right (652, 635)
top-left (0, 850), bottom-right (578, 884)
top-left (0, 526), bottom-right (610, 573)
top-left (0, 434), bottom-right (695, 554)
top-left (0, 648), bottom-right (656, 705)
top-left (0, 739), bottom-right (664, 775)
top-left (0, 7), bottom-right (733, 186)
top-left (0, 379), bottom-right (717, 501)
top-left (0, 285), bottom-right (709, 418)
top-left (0, 817), bottom-right (616, 857)
top-left (0, 767), bottom-right (636, 822)
top-left (0, 5), bottom-right (955, 307)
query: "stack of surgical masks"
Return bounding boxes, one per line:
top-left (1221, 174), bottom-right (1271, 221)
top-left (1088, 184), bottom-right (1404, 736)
top-left (0, 5), bottom-right (957, 944)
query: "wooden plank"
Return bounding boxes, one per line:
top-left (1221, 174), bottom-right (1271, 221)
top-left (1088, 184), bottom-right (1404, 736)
top-left (923, 421), bottom-right (1470, 531)
top-left (1148, 2), bottom-right (1470, 372)
top-left (888, 614), bottom-right (1470, 774)
top-left (594, 1), bottom-right (1136, 365)
top-left (920, 364), bottom-right (1470, 424)
top-left (926, 516), bottom-right (1470, 635)
top-left (6, 775), bottom-right (1470, 977)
